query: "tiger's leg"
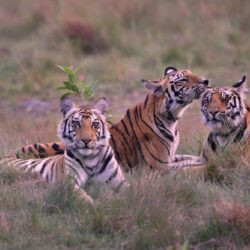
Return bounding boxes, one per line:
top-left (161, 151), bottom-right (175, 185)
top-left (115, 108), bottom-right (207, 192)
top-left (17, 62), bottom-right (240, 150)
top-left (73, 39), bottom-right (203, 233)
top-left (73, 184), bottom-right (93, 204)
top-left (173, 154), bottom-right (201, 162)
top-left (65, 163), bottom-right (93, 204)
top-left (92, 159), bottom-right (129, 191)
top-left (15, 142), bottom-right (65, 159)
top-left (157, 160), bottom-right (205, 173)
top-left (106, 166), bottom-right (130, 191)
top-left (163, 159), bottom-right (206, 171)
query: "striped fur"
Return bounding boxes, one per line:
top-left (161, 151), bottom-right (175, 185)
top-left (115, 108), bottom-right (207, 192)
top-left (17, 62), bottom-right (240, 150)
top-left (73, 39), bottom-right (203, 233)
top-left (1, 98), bottom-right (127, 203)
top-left (15, 67), bottom-right (209, 171)
top-left (200, 75), bottom-right (250, 162)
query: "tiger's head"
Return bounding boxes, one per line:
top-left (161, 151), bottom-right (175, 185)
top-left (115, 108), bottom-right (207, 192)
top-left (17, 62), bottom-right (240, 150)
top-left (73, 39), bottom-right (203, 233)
top-left (201, 75), bottom-right (247, 133)
top-left (141, 66), bottom-right (209, 116)
top-left (57, 97), bottom-right (110, 155)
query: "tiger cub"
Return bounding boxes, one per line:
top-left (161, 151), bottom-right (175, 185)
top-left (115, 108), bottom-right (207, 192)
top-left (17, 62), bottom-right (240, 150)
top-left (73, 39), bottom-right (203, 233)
top-left (200, 75), bottom-right (250, 163)
top-left (0, 98), bottom-right (128, 203)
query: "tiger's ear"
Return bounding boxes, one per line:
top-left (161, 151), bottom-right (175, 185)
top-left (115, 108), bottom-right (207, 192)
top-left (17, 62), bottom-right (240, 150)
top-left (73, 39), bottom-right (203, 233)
top-left (60, 98), bottom-right (74, 116)
top-left (232, 75), bottom-right (247, 93)
top-left (93, 97), bottom-right (109, 114)
top-left (164, 66), bottom-right (177, 76)
top-left (141, 79), bottom-right (164, 97)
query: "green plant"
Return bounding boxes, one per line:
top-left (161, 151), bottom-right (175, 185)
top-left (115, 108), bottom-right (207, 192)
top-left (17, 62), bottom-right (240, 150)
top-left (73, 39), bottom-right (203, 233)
top-left (56, 65), bottom-right (114, 123)
top-left (56, 65), bottom-right (97, 101)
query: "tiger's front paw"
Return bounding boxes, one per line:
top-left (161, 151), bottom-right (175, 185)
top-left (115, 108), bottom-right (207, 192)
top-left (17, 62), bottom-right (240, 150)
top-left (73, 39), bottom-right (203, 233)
top-left (78, 190), bottom-right (94, 205)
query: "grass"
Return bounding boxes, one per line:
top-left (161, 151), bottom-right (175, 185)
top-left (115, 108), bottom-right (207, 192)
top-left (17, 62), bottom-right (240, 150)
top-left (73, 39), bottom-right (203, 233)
top-left (0, 158), bottom-right (250, 249)
top-left (0, 0), bottom-right (250, 249)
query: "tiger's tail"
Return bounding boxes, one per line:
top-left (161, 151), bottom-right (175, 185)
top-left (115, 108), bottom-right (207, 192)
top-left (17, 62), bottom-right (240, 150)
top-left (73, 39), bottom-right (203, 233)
top-left (15, 142), bottom-right (65, 159)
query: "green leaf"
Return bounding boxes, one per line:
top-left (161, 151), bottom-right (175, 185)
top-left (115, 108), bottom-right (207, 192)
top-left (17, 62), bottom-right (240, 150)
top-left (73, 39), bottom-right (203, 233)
top-left (57, 65), bottom-right (74, 75)
top-left (60, 92), bottom-right (73, 100)
top-left (74, 66), bottom-right (82, 73)
top-left (56, 86), bottom-right (70, 91)
top-left (68, 74), bottom-right (76, 85)
top-left (63, 81), bottom-right (80, 93)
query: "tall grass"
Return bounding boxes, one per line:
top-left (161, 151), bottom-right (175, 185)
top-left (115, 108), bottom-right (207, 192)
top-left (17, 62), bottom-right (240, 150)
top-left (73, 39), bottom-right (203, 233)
top-left (0, 158), bottom-right (250, 249)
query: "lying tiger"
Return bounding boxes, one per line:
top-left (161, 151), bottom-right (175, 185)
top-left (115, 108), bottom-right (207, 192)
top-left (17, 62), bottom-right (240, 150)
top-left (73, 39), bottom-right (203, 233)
top-left (0, 98), bottom-right (128, 203)
top-left (200, 75), bottom-right (250, 163)
top-left (15, 66), bottom-right (209, 171)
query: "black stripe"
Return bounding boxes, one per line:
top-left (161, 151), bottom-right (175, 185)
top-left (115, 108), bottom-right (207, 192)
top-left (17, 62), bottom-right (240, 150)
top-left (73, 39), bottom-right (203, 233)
top-left (110, 134), bottom-right (122, 163)
top-left (111, 127), bottom-right (133, 169)
top-left (50, 161), bottom-right (55, 182)
top-left (207, 133), bottom-right (217, 152)
top-left (116, 180), bottom-right (125, 190)
top-left (99, 119), bottom-right (105, 139)
top-left (37, 145), bottom-right (48, 157)
top-left (27, 160), bottom-right (39, 171)
top-left (126, 109), bottom-right (145, 164)
top-left (143, 95), bottom-right (149, 109)
top-left (106, 167), bottom-right (118, 183)
top-left (133, 107), bottom-right (169, 164)
top-left (98, 151), bottom-right (113, 174)
top-left (113, 124), bottom-right (133, 154)
top-left (39, 159), bottom-right (52, 175)
top-left (121, 119), bottom-right (130, 136)
top-left (153, 104), bottom-right (175, 142)
top-left (28, 146), bottom-right (38, 157)
top-left (71, 176), bottom-right (80, 186)
top-left (165, 89), bottom-right (172, 100)
top-left (171, 85), bottom-right (179, 97)
top-left (154, 115), bottom-right (174, 142)
top-left (62, 119), bottom-right (71, 139)
top-left (64, 157), bottom-right (82, 184)
top-left (66, 149), bottom-right (83, 168)
top-left (52, 143), bottom-right (64, 155)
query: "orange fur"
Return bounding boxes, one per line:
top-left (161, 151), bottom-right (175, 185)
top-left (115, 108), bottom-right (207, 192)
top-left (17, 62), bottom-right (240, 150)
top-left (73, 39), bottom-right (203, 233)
top-left (15, 67), bottom-right (208, 171)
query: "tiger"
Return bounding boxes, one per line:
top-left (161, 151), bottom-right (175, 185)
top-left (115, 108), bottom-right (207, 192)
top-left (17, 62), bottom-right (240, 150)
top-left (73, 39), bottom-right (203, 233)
top-left (199, 75), bottom-right (250, 163)
top-left (0, 98), bottom-right (128, 204)
top-left (15, 66), bottom-right (209, 171)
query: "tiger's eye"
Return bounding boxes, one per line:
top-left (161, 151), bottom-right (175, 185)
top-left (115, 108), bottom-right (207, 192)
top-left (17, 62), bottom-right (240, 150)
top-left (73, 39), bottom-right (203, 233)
top-left (92, 121), bottom-right (99, 129)
top-left (72, 120), bottom-right (81, 127)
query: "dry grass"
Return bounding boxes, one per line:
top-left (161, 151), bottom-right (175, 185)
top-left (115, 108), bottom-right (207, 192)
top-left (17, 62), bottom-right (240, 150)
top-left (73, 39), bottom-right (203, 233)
top-left (1, 158), bottom-right (250, 249)
top-left (0, 0), bottom-right (250, 249)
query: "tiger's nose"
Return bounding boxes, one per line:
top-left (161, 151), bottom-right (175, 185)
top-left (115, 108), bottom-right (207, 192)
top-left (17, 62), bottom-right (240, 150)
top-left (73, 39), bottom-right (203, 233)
top-left (209, 110), bottom-right (219, 116)
top-left (82, 139), bottom-right (91, 144)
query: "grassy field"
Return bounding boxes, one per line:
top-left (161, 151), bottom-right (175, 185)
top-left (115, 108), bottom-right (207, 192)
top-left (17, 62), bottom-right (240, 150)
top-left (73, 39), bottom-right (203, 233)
top-left (0, 0), bottom-right (250, 249)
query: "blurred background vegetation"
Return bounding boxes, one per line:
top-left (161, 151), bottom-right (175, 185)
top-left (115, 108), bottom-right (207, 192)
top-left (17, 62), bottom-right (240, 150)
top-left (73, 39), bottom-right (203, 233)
top-left (1, 0), bottom-right (249, 100)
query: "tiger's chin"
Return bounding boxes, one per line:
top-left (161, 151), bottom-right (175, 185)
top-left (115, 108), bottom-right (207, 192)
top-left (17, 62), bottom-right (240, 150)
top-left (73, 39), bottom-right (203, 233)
top-left (206, 119), bottom-right (237, 133)
top-left (206, 120), bottom-right (224, 131)
top-left (73, 142), bottom-right (107, 156)
top-left (78, 148), bottom-right (96, 156)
